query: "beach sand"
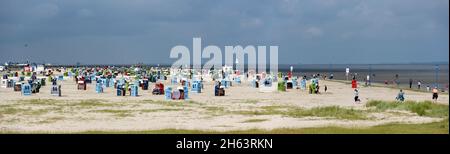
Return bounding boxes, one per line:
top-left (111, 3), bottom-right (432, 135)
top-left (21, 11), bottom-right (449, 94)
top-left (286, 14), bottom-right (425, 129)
top-left (0, 75), bottom-right (448, 133)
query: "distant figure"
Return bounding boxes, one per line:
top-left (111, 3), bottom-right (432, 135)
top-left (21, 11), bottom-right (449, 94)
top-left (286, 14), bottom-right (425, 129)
top-left (366, 75), bottom-right (370, 86)
top-left (432, 87), bottom-right (439, 102)
top-left (384, 80), bottom-right (388, 85)
top-left (396, 89), bottom-right (405, 102)
top-left (351, 79), bottom-right (357, 89)
top-left (354, 89), bottom-right (360, 103)
top-left (329, 73), bottom-right (334, 79)
top-left (409, 79), bottom-right (413, 89)
top-left (324, 85), bottom-right (328, 93)
top-left (394, 74), bottom-right (399, 85)
top-left (417, 81), bottom-right (421, 89)
top-left (426, 85), bottom-right (430, 91)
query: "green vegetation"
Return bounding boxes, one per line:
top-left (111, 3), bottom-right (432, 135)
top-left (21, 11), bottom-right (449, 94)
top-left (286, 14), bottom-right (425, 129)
top-left (139, 108), bottom-right (183, 113)
top-left (73, 99), bottom-right (118, 107)
top-left (366, 100), bottom-right (449, 117)
top-left (141, 99), bottom-right (202, 107)
top-left (72, 119), bottom-right (448, 134)
top-left (0, 107), bottom-right (28, 115)
top-left (91, 109), bottom-right (133, 117)
top-left (0, 106), bottom-right (53, 116)
top-left (1, 99), bottom-right (447, 134)
top-left (240, 99), bottom-right (259, 104)
top-left (20, 99), bottom-right (61, 106)
top-left (241, 119), bottom-right (268, 123)
top-left (233, 105), bottom-right (367, 120)
top-left (35, 117), bottom-right (65, 124)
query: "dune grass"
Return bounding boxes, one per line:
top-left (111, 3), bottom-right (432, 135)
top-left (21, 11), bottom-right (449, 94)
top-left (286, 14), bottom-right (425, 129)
top-left (140, 99), bottom-right (202, 107)
top-left (366, 100), bottom-right (449, 117)
top-left (2, 119), bottom-right (447, 134)
top-left (233, 105), bottom-right (367, 120)
top-left (2, 99), bottom-right (448, 134)
top-left (241, 119), bottom-right (268, 123)
top-left (74, 118), bottom-right (448, 134)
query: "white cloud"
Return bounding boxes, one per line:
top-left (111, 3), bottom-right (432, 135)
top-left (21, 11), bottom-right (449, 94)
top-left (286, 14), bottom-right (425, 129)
top-left (305, 27), bottom-right (323, 37)
top-left (30, 3), bottom-right (59, 19)
top-left (240, 18), bottom-right (263, 28)
top-left (77, 9), bottom-right (94, 18)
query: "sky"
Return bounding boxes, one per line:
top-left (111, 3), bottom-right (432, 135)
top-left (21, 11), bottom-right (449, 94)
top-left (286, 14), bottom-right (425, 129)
top-left (0, 0), bottom-right (448, 65)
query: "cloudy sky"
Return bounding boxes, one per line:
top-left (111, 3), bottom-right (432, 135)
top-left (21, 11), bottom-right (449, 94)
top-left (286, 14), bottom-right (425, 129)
top-left (0, 0), bottom-right (448, 65)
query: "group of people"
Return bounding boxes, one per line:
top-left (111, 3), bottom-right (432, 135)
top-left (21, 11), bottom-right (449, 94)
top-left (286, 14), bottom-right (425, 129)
top-left (395, 87), bottom-right (440, 102)
top-left (353, 87), bottom-right (440, 104)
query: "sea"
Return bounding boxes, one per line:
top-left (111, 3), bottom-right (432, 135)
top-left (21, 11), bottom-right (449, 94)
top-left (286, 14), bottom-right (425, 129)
top-left (278, 64), bottom-right (449, 91)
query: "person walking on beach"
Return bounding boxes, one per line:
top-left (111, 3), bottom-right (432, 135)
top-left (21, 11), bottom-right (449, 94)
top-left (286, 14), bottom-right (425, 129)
top-left (324, 85), bottom-right (328, 93)
top-left (351, 78), bottom-right (357, 89)
top-left (417, 81), bottom-right (421, 89)
top-left (409, 79), bottom-right (413, 89)
top-left (354, 89), bottom-right (360, 103)
top-left (366, 75), bottom-right (370, 86)
top-left (396, 89), bottom-right (405, 102)
top-left (432, 87), bottom-right (439, 103)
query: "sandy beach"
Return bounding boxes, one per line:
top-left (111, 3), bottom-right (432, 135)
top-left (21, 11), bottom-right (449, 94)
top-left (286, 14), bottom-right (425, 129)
top-left (1, 74), bottom-right (448, 133)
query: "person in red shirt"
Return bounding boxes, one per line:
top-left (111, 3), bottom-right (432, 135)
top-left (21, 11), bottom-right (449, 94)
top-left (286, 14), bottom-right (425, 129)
top-left (351, 79), bottom-right (357, 89)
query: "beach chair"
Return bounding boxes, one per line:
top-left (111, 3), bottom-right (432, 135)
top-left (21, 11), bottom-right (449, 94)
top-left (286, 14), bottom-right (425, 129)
top-left (78, 81), bottom-right (86, 90)
top-left (286, 81), bottom-right (293, 89)
top-left (170, 77), bottom-right (178, 85)
top-left (116, 84), bottom-right (123, 96)
top-left (104, 78), bottom-right (110, 88)
top-left (21, 84), bottom-right (31, 96)
top-left (214, 84), bottom-right (225, 96)
top-left (165, 87), bottom-right (172, 100)
top-left (51, 85), bottom-right (61, 96)
top-left (96, 82), bottom-right (103, 93)
top-left (235, 77), bottom-right (241, 84)
top-left (40, 78), bottom-right (46, 86)
top-left (259, 77), bottom-right (276, 93)
top-left (109, 78), bottom-right (115, 87)
top-left (251, 79), bottom-right (258, 88)
top-left (221, 79), bottom-right (227, 88)
top-left (172, 90), bottom-right (181, 100)
top-left (31, 81), bottom-right (40, 93)
top-left (131, 84), bottom-right (138, 96)
top-left (301, 79), bottom-right (307, 90)
top-left (152, 83), bottom-right (165, 95)
top-left (278, 81), bottom-right (286, 92)
top-left (6, 79), bottom-right (14, 88)
top-left (183, 86), bottom-right (189, 99)
top-left (14, 83), bottom-right (22, 91)
top-left (142, 79), bottom-right (149, 90)
top-left (84, 77), bottom-right (91, 84)
top-left (218, 86), bottom-right (225, 96)
top-left (191, 81), bottom-right (201, 93)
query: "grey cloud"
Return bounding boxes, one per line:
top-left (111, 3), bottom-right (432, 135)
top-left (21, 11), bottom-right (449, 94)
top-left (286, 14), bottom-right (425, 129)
top-left (0, 0), bottom-right (448, 64)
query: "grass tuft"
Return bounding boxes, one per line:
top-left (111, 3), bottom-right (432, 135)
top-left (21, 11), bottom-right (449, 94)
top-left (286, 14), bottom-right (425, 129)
top-left (366, 100), bottom-right (448, 117)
